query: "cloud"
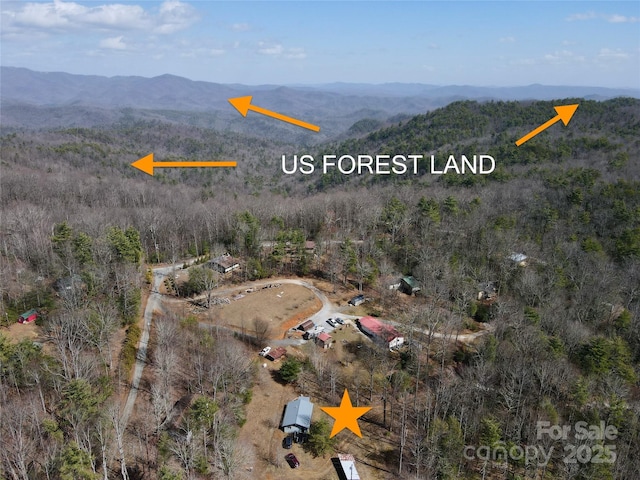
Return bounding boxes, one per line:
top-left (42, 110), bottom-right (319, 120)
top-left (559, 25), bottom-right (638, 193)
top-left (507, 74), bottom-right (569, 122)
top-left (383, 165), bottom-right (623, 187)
top-left (1, 0), bottom-right (199, 36)
top-left (499, 36), bottom-right (516, 43)
top-left (155, 0), bottom-right (198, 34)
top-left (257, 42), bottom-right (306, 60)
top-left (513, 47), bottom-right (633, 69)
top-left (284, 48), bottom-right (306, 60)
top-left (231, 22), bottom-right (251, 32)
top-left (542, 50), bottom-right (585, 64)
top-left (99, 35), bottom-right (126, 50)
top-left (567, 11), bottom-right (639, 23)
top-left (566, 11), bottom-right (597, 21)
top-left (598, 48), bottom-right (630, 60)
top-left (604, 14), bottom-right (639, 23)
top-left (257, 42), bottom-right (283, 56)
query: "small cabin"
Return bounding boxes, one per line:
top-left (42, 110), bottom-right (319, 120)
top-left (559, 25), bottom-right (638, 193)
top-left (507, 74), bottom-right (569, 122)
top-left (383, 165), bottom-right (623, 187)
top-left (315, 332), bottom-right (332, 349)
top-left (400, 276), bottom-right (421, 296)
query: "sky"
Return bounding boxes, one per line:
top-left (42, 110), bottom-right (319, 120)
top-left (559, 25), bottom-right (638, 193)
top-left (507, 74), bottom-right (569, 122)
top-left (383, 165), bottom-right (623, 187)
top-left (1, 0), bottom-right (639, 87)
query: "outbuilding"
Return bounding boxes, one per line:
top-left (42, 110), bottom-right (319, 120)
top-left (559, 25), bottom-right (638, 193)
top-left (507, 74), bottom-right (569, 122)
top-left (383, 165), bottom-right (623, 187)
top-left (400, 276), bottom-right (421, 295)
top-left (265, 347), bottom-right (287, 362)
top-left (18, 309), bottom-right (38, 324)
top-left (333, 454), bottom-right (361, 480)
top-left (298, 319), bottom-right (315, 332)
top-left (348, 294), bottom-right (365, 306)
top-left (315, 332), bottom-right (332, 349)
top-left (281, 396), bottom-right (314, 434)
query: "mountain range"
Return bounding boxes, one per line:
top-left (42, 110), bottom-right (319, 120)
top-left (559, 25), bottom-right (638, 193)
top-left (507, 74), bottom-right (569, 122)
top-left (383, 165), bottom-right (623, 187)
top-left (2, 66), bottom-right (638, 142)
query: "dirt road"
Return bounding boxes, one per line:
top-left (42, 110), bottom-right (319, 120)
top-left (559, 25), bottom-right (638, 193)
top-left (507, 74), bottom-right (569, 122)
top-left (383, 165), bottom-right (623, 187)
top-left (121, 262), bottom-right (188, 427)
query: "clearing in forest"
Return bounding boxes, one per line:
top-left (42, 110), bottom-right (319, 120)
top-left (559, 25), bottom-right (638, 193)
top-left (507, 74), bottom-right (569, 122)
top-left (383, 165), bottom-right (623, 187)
top-left (213, 283), bottom-right (322, 339)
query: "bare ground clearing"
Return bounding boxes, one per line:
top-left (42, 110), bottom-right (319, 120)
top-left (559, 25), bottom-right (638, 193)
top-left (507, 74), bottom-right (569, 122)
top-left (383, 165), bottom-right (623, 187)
top-left (212, 283), bottom-right (322, 339)
top-left (2, 321), bottom-right (40, 342)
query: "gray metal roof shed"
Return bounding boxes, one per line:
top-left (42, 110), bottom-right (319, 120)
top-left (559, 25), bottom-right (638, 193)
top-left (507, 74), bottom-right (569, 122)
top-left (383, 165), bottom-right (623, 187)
top-left (281, 396), bottom-right (314, 433)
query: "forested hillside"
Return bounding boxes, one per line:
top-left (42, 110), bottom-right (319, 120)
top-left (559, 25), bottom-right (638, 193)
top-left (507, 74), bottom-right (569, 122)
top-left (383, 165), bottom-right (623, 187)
top-left (1, 97), bottom-right (639, 479)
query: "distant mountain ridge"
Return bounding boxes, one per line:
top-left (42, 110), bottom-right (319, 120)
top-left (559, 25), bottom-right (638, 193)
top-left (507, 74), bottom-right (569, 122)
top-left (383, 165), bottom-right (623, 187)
top-left (2, 66), bottom-right (638, 142)
top-left (4, 67), bottom-right (638, 108)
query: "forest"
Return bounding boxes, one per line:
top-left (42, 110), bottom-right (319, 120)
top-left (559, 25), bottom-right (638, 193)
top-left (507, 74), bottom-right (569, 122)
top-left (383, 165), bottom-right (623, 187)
top-left (1, 97), bottom-right (639, 479)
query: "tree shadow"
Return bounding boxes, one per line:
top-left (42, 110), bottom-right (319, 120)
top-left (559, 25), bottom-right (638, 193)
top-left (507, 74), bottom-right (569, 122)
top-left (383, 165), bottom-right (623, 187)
top-left (269, 368), bottom-right (289, 386)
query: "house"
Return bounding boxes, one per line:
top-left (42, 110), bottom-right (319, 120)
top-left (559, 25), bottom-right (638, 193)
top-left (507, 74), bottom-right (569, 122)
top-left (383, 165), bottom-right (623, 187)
top-left (315, 332), bottom-right (332, 349)
top-left (207, 253), bottom-right (240, 274)
top-left (357, 316), bottom-right (404, 349)
top-left (400, 276), bottom-right (421, 295)
top-left (333, 454), bottom-right (361, 480)
top-left (265, 347), bottom-right (287, 362)
top-left (478, 282), bottom-right (498, 301)
top-left (18, 309), bottom-right (38, 324)
top-left (348, 294), bottom-right (365, 306)
top-left (298, 319), bottom-right (315, 332)
top-left (281, 396), bottom-right (314, 434)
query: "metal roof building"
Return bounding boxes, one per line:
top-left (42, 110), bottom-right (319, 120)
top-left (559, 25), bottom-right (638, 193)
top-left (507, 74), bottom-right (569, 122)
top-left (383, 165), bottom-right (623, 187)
top-left (334, 454), bottom-right (361, 480)
top-left (281, 396), bottom-right (314, 434)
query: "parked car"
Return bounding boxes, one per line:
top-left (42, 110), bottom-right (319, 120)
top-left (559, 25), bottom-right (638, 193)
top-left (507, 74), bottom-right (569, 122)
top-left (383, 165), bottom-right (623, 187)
top-left (282, 435), bottom-right (293, 449)
top-left (285, 453), bottom-right (300, 468)
top-left (326, 319), bottom-right (336, 327)
top-left (259, 346), bottom-right (271, 356)
top-left (335, 317), bottom-right (344, 325)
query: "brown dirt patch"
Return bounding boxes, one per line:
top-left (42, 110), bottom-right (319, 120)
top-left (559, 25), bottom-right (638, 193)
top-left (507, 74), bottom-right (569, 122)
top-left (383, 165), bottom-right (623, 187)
top-left (2, 321), bottom-right (40, 343)
top-left (215, 284), bottom-right (321, 339)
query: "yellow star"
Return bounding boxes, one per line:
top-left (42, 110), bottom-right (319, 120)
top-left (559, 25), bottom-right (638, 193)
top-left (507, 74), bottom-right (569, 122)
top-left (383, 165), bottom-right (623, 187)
top-left (320, 389), bottom-right (372, 438)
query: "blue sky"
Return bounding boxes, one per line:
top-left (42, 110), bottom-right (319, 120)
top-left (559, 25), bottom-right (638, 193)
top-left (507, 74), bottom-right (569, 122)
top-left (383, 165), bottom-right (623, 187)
top-left (2, 1), bottom-right (639, 87)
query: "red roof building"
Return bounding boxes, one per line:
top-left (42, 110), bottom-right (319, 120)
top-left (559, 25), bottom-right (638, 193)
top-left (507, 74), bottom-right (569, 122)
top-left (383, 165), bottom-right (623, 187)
top-left (18, 309), bottom-right (38, 324)
top-left (315, 332), bottom-right (332, 349)
top-left (265, 347), bottom-right (287, 361)
top-left (358, 316), bottom-right (404, 349)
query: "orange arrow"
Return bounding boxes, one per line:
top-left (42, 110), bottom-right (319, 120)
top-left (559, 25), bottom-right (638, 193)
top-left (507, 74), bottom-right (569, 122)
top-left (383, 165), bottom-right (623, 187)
top-left (229, 96), bottom-right (320, 132)
top-left (515, 104), bottom-right (579, 146)
top-left (131, 153), bottom-right (236, 176)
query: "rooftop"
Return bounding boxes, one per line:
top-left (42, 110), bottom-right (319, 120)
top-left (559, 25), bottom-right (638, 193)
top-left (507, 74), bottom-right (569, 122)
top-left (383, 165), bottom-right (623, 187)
top-left (317, 332), bottom-right (331, 342)
top-left (281, 396), bottom-right (314, 430)
top-left (210, 253), bottom-right (240, 270)
top-left (359, 316), bottom-right (402, 342)
top-left (266, 347), bottom-right (286, 360)
top-left (336, 454), bottom-right (361, 480)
